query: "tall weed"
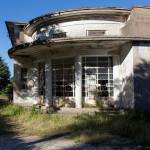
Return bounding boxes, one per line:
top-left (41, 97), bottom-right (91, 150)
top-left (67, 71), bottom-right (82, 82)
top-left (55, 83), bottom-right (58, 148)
top-left (0, 101), bottom-right (150, 145)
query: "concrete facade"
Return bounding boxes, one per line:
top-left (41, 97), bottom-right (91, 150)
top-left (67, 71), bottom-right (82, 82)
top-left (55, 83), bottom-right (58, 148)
top-left (6, 6), bottom-right (150, 112)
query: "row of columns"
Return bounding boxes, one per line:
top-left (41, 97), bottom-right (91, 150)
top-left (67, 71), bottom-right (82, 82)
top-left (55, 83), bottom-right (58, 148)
top-left (34, 56), bottom-right (82, 108)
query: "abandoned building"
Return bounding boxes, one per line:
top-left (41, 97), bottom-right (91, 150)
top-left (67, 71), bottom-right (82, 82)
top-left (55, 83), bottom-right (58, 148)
top-left (5, 6), bottom-right (150, 112)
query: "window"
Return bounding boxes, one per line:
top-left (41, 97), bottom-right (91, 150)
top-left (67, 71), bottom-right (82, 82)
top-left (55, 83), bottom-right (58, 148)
top-left (52, 58), bottom-right (75, 97)
top-left (53, 32), bottom-right (66, 38)
top-left (21, 68), bottom-right (27, 89)
top-left (82, 57), bottom-right (113, 100)
top-left (87, 30), bottom-right (106, 36)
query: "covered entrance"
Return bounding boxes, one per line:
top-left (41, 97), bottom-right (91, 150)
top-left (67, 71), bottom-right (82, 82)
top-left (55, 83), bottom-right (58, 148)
top-left (38, 56), bottom-right (114, 107)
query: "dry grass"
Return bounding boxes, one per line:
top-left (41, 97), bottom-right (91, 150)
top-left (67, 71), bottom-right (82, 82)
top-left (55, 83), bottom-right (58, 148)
top-left (0, 95), bottom-right (8, 100)
top-left (0, 101), bottom-right (150, 146)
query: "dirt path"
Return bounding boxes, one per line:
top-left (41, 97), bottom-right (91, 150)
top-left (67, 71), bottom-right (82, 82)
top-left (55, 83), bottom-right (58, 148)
top-left (0, 134), bottom-right (96, 150)
top-left (0, 134), bottom-right (148, 150)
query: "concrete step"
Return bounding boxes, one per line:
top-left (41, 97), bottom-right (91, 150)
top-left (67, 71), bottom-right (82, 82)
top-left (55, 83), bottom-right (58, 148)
top-left (33, 105), bottom-right (124, 116)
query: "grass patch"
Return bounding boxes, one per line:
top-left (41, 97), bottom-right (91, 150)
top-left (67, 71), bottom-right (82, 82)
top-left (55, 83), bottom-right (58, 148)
top-left (0, 101), bottom-right (150, 146)
top-left (82, 101), bottom-right (97, 108)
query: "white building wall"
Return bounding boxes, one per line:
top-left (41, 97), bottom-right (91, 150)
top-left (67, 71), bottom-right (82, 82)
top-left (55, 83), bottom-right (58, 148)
top-left (24, 34), bottom-right (33, 43)
top-left (120, 43), bottom-right (134, 109)
top-left (32, 62), bottom-right (40, 104)
top-left (31, 19), bottom-right (125, 41)
top-left (13, 57), bottom-right (39, 105)
top-left (113, 56), bottom-right (122, 108)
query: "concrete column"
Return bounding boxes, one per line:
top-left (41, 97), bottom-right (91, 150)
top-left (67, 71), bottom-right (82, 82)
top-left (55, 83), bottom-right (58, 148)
top-left (75, 56), bottom-right (82, 108)
top-left (13, 59), bottom-right (21, 103)
top-left (113, 56), bottom-right (121, 108)
top-left (32, 62), bottom-right (40, 104)
top-left (120, 44), bottom-right (134, 109)
top-left (45, 59), bottom-right (53, 107)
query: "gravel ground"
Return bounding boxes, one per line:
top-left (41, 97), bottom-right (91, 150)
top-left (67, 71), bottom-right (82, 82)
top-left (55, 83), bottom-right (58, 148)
top-left (0, 134), bottom-right (149, 150)
top-left (0, 134), bottom-right (96, 150)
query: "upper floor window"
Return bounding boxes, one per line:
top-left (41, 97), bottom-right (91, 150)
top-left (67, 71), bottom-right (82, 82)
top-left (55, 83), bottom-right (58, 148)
top-left (21, 68), bottom-right (27, 89)
top-left (87, 30), bottom-right (106, 37)
top-left (53, 32), bottom-right (66, 38)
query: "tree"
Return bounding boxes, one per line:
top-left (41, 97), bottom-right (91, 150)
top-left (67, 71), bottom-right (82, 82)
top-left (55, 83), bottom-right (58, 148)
top-left (0, 56), bottom-right (10, 92)
top-left (5, 78), bottom-right (13, 101)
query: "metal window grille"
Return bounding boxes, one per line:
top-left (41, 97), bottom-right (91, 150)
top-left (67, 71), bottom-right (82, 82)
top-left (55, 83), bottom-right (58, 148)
top-left (20, 68), bottom-right (27, 89)
top-left (52, 58), bottom-right (75, 97)
top-left (82, 57), bottom-right (113, 100)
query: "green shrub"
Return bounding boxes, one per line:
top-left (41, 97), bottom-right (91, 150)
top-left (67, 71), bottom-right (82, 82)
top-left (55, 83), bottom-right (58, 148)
top-left (5, 78), bottom-right (13, 101)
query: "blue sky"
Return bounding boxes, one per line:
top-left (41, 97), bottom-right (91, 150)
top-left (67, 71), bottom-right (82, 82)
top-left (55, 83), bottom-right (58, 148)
top-left (1, 0), bottom-right (150, 77)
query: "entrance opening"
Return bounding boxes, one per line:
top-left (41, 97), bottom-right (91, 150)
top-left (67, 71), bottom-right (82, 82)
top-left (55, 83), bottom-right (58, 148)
top-left (82, 57), bottom-right (113, 105)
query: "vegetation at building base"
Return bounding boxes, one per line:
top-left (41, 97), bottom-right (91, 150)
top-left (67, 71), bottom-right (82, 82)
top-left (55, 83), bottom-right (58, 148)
top-left (0, 101), bottom-right (150, 146)
top-left (82, 100), bottom-right (102, 108)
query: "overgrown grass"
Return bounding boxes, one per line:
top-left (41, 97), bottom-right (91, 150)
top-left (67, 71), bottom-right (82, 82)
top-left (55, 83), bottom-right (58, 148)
top-left (0, 95), bottom-right (8, 100)
top-left (0, 101), bottom-right (150, 146)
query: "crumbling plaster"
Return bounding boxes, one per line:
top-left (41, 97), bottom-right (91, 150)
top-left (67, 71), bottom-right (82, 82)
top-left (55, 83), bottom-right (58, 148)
top-left (31, 18), bottom-right (125, 41)
top-left (13, 46), bottom-right (122, 106)
top-left (13, 57), bottom-right (40, 104)
top-left (7, 6), bottom-right (150, 111)
top-left (122, 7), bottom-right (150, 37)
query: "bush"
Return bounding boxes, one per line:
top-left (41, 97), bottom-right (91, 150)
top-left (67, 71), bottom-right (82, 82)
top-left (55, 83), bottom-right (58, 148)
top-left (1, 78), bottom-right (13, 101)
top-left (0, 89), bottom-right (6, 96)
top-left (0, 56), bottom-right (10, 91)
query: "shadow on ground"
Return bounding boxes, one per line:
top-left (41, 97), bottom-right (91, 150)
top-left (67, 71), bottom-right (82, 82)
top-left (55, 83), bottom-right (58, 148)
top-left (0, 133), bottom-right (96, 150)
top-left (0, 100), bottom-right (96, 150)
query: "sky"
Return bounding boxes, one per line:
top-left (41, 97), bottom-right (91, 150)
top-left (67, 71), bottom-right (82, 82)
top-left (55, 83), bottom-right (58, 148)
top-left (1, 0), bottom-right (150, 77)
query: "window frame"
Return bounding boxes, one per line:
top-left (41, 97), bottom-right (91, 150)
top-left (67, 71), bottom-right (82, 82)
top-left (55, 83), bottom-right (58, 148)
top-left (82, 56), bottom-right (113, 100)
top-left (52, 58), bottom-right (75, 97)
top-left (86, 30), bottom-right (106, 37)
top-left (20, 68), bottom-right (28, 90)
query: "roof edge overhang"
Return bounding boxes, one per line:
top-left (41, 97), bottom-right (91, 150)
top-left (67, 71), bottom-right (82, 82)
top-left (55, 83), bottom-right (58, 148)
top-left (24, 7), bottom-right (130, 36)
top-left (131, 5), bottom-right (150, 10)
top-left (5, 21), bottom-right (27, 45)
top-left (8, 36), bottom-right (150, 58)
top-left (5, 21), bottom-right (27, 26)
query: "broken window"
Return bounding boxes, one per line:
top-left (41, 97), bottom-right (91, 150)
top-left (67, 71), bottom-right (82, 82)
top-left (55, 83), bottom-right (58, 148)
top-left (52, 58), bottom-right (75, 97)
top-left (20, 68), bottom-right (27, 89)
top-left (82, 57), bottom-right (113, 100)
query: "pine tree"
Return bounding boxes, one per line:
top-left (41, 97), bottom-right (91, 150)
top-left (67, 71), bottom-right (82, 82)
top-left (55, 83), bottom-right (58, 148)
top-left (0, 56), bottom-right (10, 92)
